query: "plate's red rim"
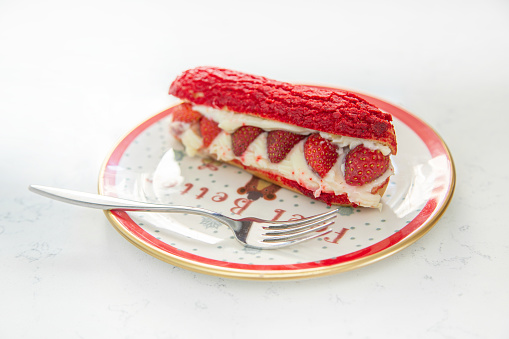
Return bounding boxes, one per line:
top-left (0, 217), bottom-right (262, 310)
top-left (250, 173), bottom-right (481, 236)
top-left (99, 92), bottom-right (455, 277)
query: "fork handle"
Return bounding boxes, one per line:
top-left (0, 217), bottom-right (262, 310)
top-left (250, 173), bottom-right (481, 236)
top-left (28, 185), bottom-right (219, 216)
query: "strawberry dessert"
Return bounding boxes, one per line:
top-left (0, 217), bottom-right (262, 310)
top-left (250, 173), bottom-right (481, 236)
top-left (166, 67), bottom-right (397, 208)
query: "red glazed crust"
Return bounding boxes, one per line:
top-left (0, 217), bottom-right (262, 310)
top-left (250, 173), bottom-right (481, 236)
top-left (169, 67), bottom-right (397, 154)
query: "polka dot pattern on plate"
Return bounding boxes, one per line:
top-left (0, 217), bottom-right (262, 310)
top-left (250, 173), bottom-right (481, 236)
top-left (99, 99), bottom-right (452, 276)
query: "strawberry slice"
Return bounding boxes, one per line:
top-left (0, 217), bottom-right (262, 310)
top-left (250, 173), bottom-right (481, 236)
top-left (200, 117), bottom-right (222, 148)
top-left (267, 130), bottom-right (306, 163)
top-left (344, 145), bottom-right (389, 186)
top-left (304, 134), bottom-right (338, 177)
top-left (170, 103), bottom-right (202, 123)
top-left (232, 126), bottom-right (264, 156)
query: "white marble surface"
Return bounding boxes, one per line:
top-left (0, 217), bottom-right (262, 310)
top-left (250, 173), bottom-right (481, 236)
top-left (1, 0), bottom-right (508, 338)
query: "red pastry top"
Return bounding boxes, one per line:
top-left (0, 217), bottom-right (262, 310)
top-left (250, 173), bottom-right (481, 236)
top-left (169, 67), bottom-right (397, 154)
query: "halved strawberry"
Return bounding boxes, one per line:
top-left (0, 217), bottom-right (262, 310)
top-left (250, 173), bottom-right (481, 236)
top-left (232, 126), bottom-right (264, 156)
top-left (200, 117), bottom-right (222, 148)
top-left (344, 145), bottom-right (389, 186)
top-left (304, 133), bottom-right (339, 177)
top-left (170, 103), bottom-right (202, 123)
top-left (267, 130), bottom-right (306, 163)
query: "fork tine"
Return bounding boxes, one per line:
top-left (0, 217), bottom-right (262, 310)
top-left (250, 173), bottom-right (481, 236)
top-left (263, 214), bottom-right (337, 234)
top-left (264, 209), bottom-right (337, 229)
top-left (262, 220), bottom-right (336, 242)
top-left (260, 227), bottom-right (333, 248)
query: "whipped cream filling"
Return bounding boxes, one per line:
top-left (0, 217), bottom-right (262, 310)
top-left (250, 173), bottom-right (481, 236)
top-left (169, 105), bottom-right (394, 208)
top-left (193, 105), bottom-right (392, 156)
top-left (180, 128), bottom-right (203, 157)
top-left (203, 131), bottom-right (392, 208)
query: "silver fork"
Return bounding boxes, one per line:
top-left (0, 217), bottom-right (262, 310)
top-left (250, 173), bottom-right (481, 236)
top-left (29, 185), bottom-right (336, 249)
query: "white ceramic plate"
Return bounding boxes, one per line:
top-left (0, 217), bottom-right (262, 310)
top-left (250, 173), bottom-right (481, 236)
top-left (99, 90), bottom-right (455, 280)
